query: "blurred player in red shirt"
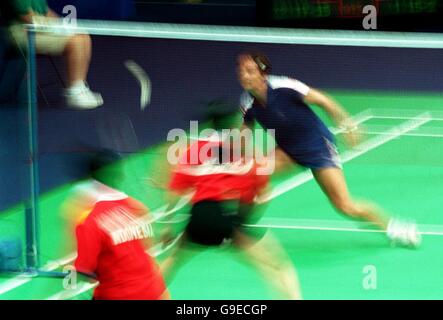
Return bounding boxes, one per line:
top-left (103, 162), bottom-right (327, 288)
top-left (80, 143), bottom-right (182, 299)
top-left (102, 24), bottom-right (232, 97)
top-left (72, 150), bottom-right (169, 300)
top-left (160, 104), bottom-right (302, 299)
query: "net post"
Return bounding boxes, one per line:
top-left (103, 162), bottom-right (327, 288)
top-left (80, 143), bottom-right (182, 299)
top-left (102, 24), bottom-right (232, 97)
top-left (25, 26), bottom-right (40, 270)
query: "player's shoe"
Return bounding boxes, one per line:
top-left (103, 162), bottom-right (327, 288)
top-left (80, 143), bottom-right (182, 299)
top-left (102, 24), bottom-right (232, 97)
top-left (64, 83), bottom-right (103, 109)
top-left (387, 218), bottom-right (422, 248)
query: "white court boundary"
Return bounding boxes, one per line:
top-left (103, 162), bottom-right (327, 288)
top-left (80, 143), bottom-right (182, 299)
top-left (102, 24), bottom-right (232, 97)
top-left (362, 110), bottom-right (443, 138)
top-left (0, 109), bottom-right (439, 298)
top-left (247, 218), bottom-right (443, 236)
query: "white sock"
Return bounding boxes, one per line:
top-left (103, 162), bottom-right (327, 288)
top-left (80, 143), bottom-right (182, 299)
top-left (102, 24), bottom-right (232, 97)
top-left (66, 81), bottom-right (87, 95)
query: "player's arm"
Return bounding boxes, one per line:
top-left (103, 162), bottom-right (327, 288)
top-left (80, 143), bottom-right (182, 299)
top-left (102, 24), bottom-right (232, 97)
top-left (304, 88), bottom-right (361, 146)
top-left (304, 89), bottom-right (352, 128)
top-left (159, 166), bottom-right (194, 247)
top-left (158, 190), bottom-right (190, 248)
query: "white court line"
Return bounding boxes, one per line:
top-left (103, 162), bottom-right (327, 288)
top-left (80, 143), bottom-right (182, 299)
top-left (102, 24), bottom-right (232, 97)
top-left (340, 112), bottom-right (431, 162)
top-left (0, 253), bottom-right (77, 296)
top-left (48, 282), bottom-right (98, 300)
top-left (163, 216), bottom-right (443, 236)
top-left (265, 112), bottom-right (432, 201)
top-left (353, 113), bottom-right (443, 137)
top-left (251, 225), bottom-right (443, 235)
top-left (246, 218), bottom-right (443, 236)
top-left (364, 131), bottom-right (443, 138)
top-left (329, 109), bottom-right (373, 135)
top-left (372, 115), bottom-right (443, 121)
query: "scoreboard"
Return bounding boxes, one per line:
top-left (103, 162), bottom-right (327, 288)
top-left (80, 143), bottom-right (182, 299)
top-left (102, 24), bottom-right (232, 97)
top-left (258, 0), bottom-right (443, 31)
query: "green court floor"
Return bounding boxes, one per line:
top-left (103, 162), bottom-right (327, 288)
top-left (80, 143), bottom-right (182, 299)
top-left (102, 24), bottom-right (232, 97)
top-left (1, 90), bottom-right (443, 299)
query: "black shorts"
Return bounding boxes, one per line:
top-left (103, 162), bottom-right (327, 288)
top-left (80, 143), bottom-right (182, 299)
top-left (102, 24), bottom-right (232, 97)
top-left (185, 200), bottom-right (265, 246)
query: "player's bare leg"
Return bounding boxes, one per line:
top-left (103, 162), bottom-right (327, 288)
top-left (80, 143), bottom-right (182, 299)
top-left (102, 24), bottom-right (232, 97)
top-left (159, 235), bottom-right (199, 283)
top-left (233, 231), bottom-right (302, 300)
top-left (313, 167), bottom-right (389, 229)
top-left (62, 33), bottom-right (103, 109)
top-left (64, 34), bottom-right (90, 86)
top-left (273, 147), bottom-right (295, 172)
top-left (313, 167), bottom-right (421, 247)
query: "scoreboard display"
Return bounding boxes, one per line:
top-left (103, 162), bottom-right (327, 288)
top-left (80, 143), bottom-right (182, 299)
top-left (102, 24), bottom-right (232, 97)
top-left (258, 0), bottom-right (443, 31)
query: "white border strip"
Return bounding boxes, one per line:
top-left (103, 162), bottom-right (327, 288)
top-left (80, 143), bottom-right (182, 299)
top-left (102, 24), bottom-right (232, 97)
top-left (246, 218), bottom-right (443, 236)
top-left (0, 253), bottom-right (77, 296)
top-left (374, 115), bottom-right (443, 121)
top-left (28, 20), bottom-right (443, 48)
top-left (364, 131), bottom-right (443, 138)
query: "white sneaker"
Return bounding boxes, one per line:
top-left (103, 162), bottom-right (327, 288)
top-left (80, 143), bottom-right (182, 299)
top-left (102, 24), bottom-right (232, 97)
top-left (387, 218), bottom-right (422, 248)
top-left (64, 83), bottom-right (103, 109)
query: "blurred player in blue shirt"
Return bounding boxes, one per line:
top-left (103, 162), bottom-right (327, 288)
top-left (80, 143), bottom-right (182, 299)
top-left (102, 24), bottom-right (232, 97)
top-left (237, 51), bottom-right (420, 247)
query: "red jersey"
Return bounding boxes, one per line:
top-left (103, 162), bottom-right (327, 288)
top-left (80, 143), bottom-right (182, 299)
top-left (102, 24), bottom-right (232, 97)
top-left (169, 138), bottom-right (268, 203)
top-left (74, 186), bottom-right (166, 300)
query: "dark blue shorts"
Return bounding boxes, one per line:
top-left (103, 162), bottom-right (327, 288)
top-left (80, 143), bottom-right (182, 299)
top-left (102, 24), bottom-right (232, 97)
top-left (281, 137), bottom-right (342, 170)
